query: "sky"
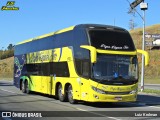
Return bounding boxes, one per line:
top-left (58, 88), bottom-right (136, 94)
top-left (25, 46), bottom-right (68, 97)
top-left (0, 0), bottom-right (159, 49)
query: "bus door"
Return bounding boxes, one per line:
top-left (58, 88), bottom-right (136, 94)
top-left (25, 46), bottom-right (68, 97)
top-left (48, 74), bottom-right (53, 95)
top-left (48, 49), bottom-right (56, 95)
top-left (40, 63), bottom-right (50, 94)
top-left (79, 61), bottom-right (90, 101)
top-left (80, 78), bottom-right (90, 101)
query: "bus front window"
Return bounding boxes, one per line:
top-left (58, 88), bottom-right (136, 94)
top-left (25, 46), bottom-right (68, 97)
top-left (92, 54), bottom-right (138, 83)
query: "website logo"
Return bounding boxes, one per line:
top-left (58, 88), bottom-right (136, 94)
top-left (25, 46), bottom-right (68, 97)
top-left (1, 1), bottom-right (19, 11)
top-left (2, 112), bottom-right (11, 117)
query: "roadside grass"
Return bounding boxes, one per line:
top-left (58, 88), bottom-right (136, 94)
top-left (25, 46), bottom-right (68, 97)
top-left (0, 57), bottom-right (13, 81)
top-left (138, 89), bottom-right (160, 95)
top-left (143, 78), bottom-right (160, 84)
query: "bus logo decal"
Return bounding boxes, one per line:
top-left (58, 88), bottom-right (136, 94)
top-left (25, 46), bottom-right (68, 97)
top-left (1, 1), bottom-right (19, 11)
top-left (14, 55), bottom-right (26, 77)
top-left (100, 44), bottom-right (129, 50)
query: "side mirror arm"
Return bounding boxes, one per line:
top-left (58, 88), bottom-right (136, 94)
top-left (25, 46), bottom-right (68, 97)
top-left (80, 45), bottom-right (97, 63)
top-left (137, 49), bottom-right (149, 66)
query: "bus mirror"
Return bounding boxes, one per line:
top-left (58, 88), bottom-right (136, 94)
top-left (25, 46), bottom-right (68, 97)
top-left (80, 45), bottom-right (97, 63)
top-left (137, 49), bottom-right (149, 66)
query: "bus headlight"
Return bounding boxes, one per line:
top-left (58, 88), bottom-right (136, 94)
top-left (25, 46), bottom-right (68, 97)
top-left (91, 86), bottom-right (106, 94)
top-left (129, 88), bottom-right (138, 94)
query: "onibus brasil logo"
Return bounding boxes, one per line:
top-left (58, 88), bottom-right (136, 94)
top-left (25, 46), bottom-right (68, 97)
top-left (1, 1), bottom-right (19, 11)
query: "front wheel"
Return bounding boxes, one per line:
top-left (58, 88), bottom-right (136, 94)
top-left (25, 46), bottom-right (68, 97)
top-left (68, 85), bottom-right (77, 104)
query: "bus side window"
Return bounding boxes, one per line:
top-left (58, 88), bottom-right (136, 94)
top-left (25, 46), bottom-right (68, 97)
top-left (26, 64), bottom-right (39, 75)
top-left (41, 63), bottom-right (50, 76)
top-left (50, 62), bottom-right (70, 77)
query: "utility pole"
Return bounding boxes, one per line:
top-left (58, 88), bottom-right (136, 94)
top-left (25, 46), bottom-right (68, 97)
top-left (129, 0), bottom-right (148, 91)
top-left (140, 1), bottom-right (148, 91)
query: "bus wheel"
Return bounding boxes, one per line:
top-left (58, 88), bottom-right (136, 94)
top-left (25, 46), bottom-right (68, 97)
top-left (21, 81), bottom-right (26, 93)
top-left (25, 80), bottom-right (30, 94)
top-left (22, 80), bottom-right (30, 94)
top-left (68, 85), bottom-right (77, 104)
top-left (58, 84), bottom-right (66, 102)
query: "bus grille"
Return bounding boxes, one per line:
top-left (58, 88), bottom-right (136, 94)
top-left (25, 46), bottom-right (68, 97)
top-left (105, 91), bottom-right (130, 95)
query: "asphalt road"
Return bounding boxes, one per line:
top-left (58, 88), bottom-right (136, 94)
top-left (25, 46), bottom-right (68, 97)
top-left (0, 80), bottom-right (160, 120)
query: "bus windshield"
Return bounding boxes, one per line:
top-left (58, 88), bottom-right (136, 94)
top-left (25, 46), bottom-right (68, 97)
top-left (89, 29), bottom-right (135, 51)
top-left (92, 54), bottom-right (138, 82)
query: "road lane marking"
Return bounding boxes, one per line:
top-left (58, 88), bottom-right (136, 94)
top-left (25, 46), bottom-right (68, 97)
top-left (108, 117), bottom-right (121, 120)
top-left (52, 100), bottom-right (122, 120)
top-left (86, 111), bottom-right (121, 120)
top-left (76, 108), bottom-right (87, 111)
top-left (76, 108), bottom-right (121, 120)
top-left (148, 106), bottom-right (160, 109)
top-left (128, 101), bottom-right (160, 109)
top-left (0, 88), bottom-right (15, 94)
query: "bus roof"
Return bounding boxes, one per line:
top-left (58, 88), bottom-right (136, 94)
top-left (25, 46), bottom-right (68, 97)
top-left (17, 26), bottom-right (75, 45)
top-left (16, 24), bottom-right (127, 45)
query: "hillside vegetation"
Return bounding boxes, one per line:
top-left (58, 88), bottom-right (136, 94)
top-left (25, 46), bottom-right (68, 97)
top-left (0, 24), bottom-right (160, 83)
top-left (0, 57), bottom-right (13, 80)
top-left (130, 24), bottom-right (160, 81)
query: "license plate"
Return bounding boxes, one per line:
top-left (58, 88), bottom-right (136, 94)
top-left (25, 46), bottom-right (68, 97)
top-left (114, 96), bottom-right (122, 101)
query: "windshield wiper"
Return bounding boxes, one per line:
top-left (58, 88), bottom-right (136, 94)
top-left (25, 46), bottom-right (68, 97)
top-left (112, 76), bottom-right (123, 80)
top-left (92, 76), bottom-right (113, 83)
top-left (112, 76), bottom-right (137, 81)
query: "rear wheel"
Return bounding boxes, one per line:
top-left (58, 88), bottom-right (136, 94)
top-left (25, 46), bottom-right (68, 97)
top-left (68, 85), bottom-right (77, 104)
top-left (25, 80), bottom-right (30, 94)
top-left (21, 81), bottom-right (26, 93)
top-left (21, 80), bottom-right (30, 94)
top-left (58, 84), bottom-right (67, 102)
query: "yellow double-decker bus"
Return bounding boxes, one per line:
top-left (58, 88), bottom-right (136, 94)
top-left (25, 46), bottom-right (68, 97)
top-left (14, 24), bottom-right (149, 104)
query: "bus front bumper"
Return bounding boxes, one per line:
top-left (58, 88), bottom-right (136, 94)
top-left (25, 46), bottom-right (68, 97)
top-left (88, 93), bottom-right (137, 102)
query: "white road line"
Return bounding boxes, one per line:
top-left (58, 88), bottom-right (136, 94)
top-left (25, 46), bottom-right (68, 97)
top-left (0, 88), bottom-right (15, 94)
top-left (148, 106), bottom-right (160, 109)
top-left (76, 108), bottom-right (121, 120)
top-left (76, 108), bottom-right (87, 111)
top-left (128, 101), bottom-right (160, 109)
top-left (108, 117), bottom-right (121, 120)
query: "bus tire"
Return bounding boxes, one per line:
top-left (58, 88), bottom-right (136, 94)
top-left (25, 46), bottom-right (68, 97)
top-left (68, 85), bottom-right (77, 104)
top-left (25, 80), bottom-right (30, 94)
top-left (21, 80), bottom-right (30, 94)
top-left (21, 81), bottom-right (26, 93)
top-left (58, 84), bottom-right (67, 102)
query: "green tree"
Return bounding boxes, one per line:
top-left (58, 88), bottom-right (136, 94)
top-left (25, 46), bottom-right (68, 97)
top-left (7, 44), bottom-right (14, 50)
